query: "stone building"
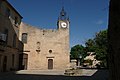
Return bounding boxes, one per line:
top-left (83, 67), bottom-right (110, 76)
top-left (19, 8), bottom-right (70, 70)
top-left (108, 0), bottom-right (120, 80)
top-left (0, 0), bottom-right (23, 72)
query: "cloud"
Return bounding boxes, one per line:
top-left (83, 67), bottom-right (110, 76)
top-left (96, 20), bottom-right (104, 25)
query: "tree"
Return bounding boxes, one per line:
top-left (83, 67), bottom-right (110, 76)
top-left (85, 39), bottom-right (96, 52)
top-left (94, 30), bottom-right (108, 67)
top-left (70, 30), bottom-right (107, 67)
top-left (85, 29), bottom-right (108, 67)
top-left (70, 44), bottom-right (86, 63)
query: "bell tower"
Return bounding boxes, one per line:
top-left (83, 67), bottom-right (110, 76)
top-left (57, 7), bottom-right (70, 29)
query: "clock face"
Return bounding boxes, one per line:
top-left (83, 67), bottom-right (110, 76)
top-left (61, 22), bottom-right (67, 28)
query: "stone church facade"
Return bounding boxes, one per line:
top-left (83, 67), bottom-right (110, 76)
top-left (19, 8), bottom-right (70, 70)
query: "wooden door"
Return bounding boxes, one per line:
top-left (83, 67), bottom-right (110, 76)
top-left (48, 59), bottom-right (53, 69)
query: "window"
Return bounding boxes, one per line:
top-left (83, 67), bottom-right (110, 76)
top-left (22, 33), bottom-right (28, 43)
top-left (6, 8), bottom-right (10, 17)
top-left (15, 17), bottom-right (18, 25)
top-left (49, 50), bottom-right (52, 53)
top-left (4, 29), bottom-right (8, 44)
top-left (13, 34), bottom-right (16, 47)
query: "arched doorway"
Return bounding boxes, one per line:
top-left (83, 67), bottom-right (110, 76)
top-left (48, 59), bottom-right (53, 69)
top-left (3, 56), bottom-right (7, 72)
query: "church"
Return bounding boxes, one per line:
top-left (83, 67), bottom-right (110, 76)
top-left (19, 8), bottom-right (70, 70)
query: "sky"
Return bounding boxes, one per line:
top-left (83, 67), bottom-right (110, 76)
top-left (8, 0), bottom-right (109, 47)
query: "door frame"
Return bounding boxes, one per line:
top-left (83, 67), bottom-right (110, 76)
top-left (3, 56), bottom-right (7, 72)
top-left (48, 59), bottom-right (53, 69)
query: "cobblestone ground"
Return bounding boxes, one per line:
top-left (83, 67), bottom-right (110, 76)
top-left (0, 69), bottom-right (108, 80)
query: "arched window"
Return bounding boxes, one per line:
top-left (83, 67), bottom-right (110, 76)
top-left (22, 33), bottom-right (27, 43)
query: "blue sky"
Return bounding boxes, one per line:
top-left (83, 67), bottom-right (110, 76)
top-left (8, 0), bottom-right (109, 47)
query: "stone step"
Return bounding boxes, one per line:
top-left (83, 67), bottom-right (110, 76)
top-left (80, 69), bottom-right (98, 76)
top-left (16, 70), bottom-right (65, 75)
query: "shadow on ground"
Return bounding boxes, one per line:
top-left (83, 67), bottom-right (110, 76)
top-left (0, 69), bottom-right (108, 80)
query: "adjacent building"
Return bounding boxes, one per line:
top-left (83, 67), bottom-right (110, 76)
top-left (0, 0), bottom-right (23, 72)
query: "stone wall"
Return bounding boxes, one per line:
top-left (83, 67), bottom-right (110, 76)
top-left (19, 22), bottom-right (70, 70)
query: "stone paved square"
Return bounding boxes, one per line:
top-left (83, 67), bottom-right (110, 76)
top-left (0, 69), bottom-right (108, 80)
